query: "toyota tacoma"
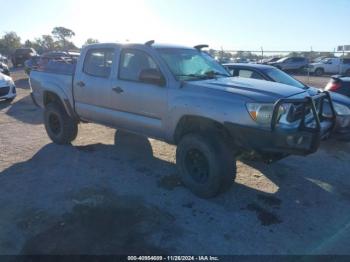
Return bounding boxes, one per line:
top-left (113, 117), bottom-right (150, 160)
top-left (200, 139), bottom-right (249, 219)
top-left (30, 42), bottom-right (336, 198)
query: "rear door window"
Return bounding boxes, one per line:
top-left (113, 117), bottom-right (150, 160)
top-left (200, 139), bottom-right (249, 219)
top-left (119, 49), bottom-right (159, 82)
top-left (83, 48), bottom-right (114, 78)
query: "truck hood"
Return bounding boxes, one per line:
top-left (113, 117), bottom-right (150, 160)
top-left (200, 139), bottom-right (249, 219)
top-left (185, 77), bottom-right (306, 102)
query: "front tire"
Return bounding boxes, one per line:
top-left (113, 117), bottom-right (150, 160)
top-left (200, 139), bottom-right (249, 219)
top-left (176, 133), bottom-right (236, 198)
top-left (44, 102), bottom-right (78, 144)
top-left (314, 68), bottom-right (324, 76)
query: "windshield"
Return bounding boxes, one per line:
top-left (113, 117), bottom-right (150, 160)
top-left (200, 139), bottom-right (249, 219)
top-left (157, 48), bottom-right (230, 80)
top-left (264, 68), bottom-right (306, 89)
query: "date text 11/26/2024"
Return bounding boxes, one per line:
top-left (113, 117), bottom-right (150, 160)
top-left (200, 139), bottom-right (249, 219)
top-left (127, 256), bottom-right (220, 261)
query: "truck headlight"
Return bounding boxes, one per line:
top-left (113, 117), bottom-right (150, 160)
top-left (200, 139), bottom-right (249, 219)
top-left (333, 102), bottom-right (350, 116)
top-left (246, 103), bottom-right (290, 126)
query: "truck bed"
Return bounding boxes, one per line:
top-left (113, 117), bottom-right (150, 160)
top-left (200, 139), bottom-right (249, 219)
top-left (30, 61), bottom-right (75, 109)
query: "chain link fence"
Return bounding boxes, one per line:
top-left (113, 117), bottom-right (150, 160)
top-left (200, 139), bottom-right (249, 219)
top-left (209, 48), bottom-right (350, 76)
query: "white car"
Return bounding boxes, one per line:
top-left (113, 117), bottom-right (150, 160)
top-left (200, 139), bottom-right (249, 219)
top-left (0, 72), bottom-right (16, 102)
top-left (308, 57), bottom-right (350, 76)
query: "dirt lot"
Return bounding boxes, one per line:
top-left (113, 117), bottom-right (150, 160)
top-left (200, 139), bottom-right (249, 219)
top-left (294, 74), bottom-right (329, 89)
top-left (0, 70), bottom-right (350, 255)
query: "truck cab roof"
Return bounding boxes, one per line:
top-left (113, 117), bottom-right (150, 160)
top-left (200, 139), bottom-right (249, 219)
top-left (83, 42), bottom-right (198, 51)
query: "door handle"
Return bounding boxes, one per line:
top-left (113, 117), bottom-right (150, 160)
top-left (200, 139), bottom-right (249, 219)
top-left (76, 81), bottom-right (85, 87)
top-left (112, 86), bottom-right (124, 94)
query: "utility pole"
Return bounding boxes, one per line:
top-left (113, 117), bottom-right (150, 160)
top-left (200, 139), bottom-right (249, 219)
top-left (308, 46), bottom-right (312, 84)
top-left (340, 45), bottom-right (345, 75)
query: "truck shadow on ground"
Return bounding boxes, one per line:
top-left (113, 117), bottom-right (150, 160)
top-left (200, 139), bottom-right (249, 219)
top-left (0, 99), bottom-right (12, 110)
top-left (0, 131), bottom-right (349, 254)
top-left (14, 78), bottom-right (29, 89)
top-left (0, 131), bottom-right (179, 254)
top-left (3, 94), bottom-right (42, 125)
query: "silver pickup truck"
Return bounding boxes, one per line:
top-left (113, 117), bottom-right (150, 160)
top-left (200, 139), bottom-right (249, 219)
top-left (30, 42), bottom-right (336, 198)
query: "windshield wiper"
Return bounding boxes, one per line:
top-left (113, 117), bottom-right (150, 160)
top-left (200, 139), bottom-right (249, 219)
top-left (203, 70), bottom-right (230, 78)
top-left (175, 74), bottom-right (212, 80)
top-left (176, 71), bottom-right (229, 80)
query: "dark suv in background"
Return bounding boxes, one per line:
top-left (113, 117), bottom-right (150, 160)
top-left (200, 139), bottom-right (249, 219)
top-left (269, 56), bottom-right (309, 72)
top-left (12, 48), bottom-right (37, 67)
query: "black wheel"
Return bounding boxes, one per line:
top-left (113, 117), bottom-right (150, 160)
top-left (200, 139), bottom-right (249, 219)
top-left (176, 133), bottom-right (236, 198)
top-left (314, 68), bottom-right (324, 76)
top-left (44, 102), bottom-right (78, 144)
top-left (345, 70), bottom-right (350, 77)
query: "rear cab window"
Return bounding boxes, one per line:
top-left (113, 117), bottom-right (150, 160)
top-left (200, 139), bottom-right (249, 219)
top-left (83, 48), bottom-right (115, 78)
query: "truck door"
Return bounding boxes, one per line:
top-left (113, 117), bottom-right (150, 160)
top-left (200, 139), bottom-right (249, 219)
top-left (74, 48), bottom-right (115, 122)
top-left (109, 48), bottom-right (168, 138)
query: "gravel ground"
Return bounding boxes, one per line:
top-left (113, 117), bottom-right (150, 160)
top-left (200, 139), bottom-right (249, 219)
top-left (294, 75), bottom-right (329, 89)
top-left (0, 70), bottom-right (350, 255)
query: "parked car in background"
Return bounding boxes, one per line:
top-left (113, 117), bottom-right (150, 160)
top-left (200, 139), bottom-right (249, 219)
top-left (325, 75), bottom-right (350, 97)
top-left (0, 54), bottom-right (10, 76)
top-left (0, 54), bottom-right (8, 65)
top-left (311, 56), bottom-right (335, 63)
top-left (269, 57), bottom-right (309, 72)
top-left (0, 61), bottom-right (10, 76)
top-left (11, 48), bottom-right (37, 67)
top-left (308, 58), bottom-right (350, 76)
top-left (232, 57), bottom-right (250, 63)
top-left (41, 51), bottom-right (80, 60)
top-left (0, 54), bottom-right (8, 64)
top-left (260, 57), bottom-right (280, 64)
top-left (30, 42), bottom-right (336, 198)
top-left (224, 63), bottom-right (350, 140)
top-left (37, 51), bottom-right (80, 69)
top-left (24, 56), bottom-right (41, 75)
top-left (0, 72), bottom-right (16, 102)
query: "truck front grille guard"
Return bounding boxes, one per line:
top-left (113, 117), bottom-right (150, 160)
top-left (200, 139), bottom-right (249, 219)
top-left (271, 91), bottom-right (336, 133)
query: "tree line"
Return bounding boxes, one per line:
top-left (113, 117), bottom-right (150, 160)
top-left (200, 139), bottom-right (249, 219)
top-left (0, 26), bottom-right (99, 56)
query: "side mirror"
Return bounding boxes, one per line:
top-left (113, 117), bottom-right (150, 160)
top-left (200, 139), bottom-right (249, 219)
top-left (139, 69), bottom-right (165, 86)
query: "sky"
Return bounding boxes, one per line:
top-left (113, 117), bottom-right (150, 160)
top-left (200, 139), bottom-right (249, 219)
top-left (0, 0), bottom-right (349, 51)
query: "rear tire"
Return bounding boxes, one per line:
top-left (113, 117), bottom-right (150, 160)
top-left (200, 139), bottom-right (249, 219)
top-left (176, 133), bottom-right (236, 198)
top-left (44, 102), bottom-right (78, 144)
top-left (314, 68), bottom-right (324, 76)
